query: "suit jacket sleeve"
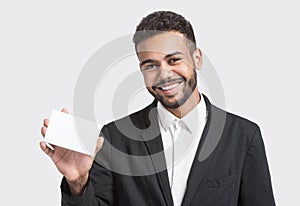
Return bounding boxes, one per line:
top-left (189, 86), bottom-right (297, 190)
top-left (61, 125), bottom-right (114, 206)
top-left (238, 126), bottom-right (276, 205)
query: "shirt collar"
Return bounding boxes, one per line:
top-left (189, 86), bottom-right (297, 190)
top-left (157, 93), bottom-right (207, 134)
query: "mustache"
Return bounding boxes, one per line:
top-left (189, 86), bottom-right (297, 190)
top-left (152, 77), bottom-right (185, 89)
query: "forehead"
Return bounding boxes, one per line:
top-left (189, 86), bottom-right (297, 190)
top-left (136, 31), bottom-right (190, 59)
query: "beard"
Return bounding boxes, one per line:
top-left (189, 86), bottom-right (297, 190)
top-left (147, 69), bottom-right (197, 109)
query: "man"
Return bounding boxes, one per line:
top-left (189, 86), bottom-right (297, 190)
top-left (40, 11), bottom-right (276, 205)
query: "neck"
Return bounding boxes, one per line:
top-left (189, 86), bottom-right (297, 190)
top-left (166, 88), bottom-right (201, 118)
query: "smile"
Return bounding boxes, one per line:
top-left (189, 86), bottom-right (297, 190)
top-left (155, 80), bottom-right (183, 95)
top-left (159, 82), bottom-right (181, 91)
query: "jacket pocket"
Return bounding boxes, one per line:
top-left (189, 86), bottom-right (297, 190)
top-left (207, 174), bottom-right (236, 188)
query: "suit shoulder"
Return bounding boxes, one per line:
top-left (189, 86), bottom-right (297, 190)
top-left (105, 101), bottom-right (155, 131)
top-left (210, 105), bottom-right (261, 151)
top-left (227, 111), bottom-right (259, 130)
top-left (212, 105), bottom-right (260, 135)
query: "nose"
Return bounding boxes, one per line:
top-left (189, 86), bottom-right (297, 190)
top-left (159, 62), bottom-right (173, 80)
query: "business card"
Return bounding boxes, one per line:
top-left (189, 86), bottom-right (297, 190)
top-left (44, 110), bottom-right (102, 156)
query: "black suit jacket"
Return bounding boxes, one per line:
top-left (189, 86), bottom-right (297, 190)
top-left (61, 95), bottom-right (275, 205)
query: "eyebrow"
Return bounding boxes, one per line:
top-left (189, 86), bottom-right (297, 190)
top-left (140, 59), bottom-right (158, 67)
top-left (165, 51), bottom-right (184, 59)
top-left (139, 51), bottom-right (184, 67)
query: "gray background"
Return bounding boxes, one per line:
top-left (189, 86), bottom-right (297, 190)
top-left (1, 0), bottom-right (299, 205)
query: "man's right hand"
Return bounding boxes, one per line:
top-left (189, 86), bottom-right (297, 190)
top-left (39, 108), bottom-right (104, 195)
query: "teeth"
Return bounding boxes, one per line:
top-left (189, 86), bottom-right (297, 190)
top-left (160, 83), bottom-right (179, 91)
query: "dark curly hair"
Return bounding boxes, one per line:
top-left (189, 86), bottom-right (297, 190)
top-left (133, 11), bottom-right (197, 54)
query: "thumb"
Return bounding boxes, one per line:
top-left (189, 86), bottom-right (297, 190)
top-left (39, 141), bottom-right (54, 158)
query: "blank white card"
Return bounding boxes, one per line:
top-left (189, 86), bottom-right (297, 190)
top-left (44, 110), bottom-right (102, 156)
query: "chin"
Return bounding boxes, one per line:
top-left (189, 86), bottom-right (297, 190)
top-left (160, 94), bottom-right (187, 109)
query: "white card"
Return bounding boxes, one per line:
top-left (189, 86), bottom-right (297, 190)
top-left (44, 110), bottom-right (102, 156)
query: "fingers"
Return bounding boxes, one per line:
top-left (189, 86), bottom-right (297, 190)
top-left (41, 118), bottom-right (49, 137)
top-left (61, 108), bottom-right (69, 114)
top-left (43, 118), bottom-right (49, 127)
top-left (41, 126), bottom-right (47, 137)
top-left (39, 141), bottom-right (54, 158)
top-left (93, 137), bottom-right (104, 156)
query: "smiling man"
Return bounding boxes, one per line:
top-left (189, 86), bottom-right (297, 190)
top-left (137, 30), bottom-right (201, 117)
top-left (40, 11), bottom-right (276, 206)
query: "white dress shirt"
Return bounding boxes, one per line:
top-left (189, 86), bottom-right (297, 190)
top-left (157, 93), bottom-right (207, 206)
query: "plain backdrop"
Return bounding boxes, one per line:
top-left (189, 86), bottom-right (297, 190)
top-left (1, 0), bottom-right (299, 205)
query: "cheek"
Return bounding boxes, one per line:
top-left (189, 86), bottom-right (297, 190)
top-left (173, 64), bottom-right (194, 79)
top-left (142, 73), bottom-right (156, 87)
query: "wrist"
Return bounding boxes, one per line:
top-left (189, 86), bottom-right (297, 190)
top-left (66, 174), bottom-right (89, 196)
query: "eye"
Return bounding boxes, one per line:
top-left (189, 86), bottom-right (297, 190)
top-left (143, 64), bottom-right (158, 71)
top-left (168, 58), bottom-right (181, 64)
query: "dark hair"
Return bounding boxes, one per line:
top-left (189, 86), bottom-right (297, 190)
top-left (133, 11), bottom-right (197, 53)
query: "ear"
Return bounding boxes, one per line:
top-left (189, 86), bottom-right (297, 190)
top-left (193, 48), bottom-right (203, 70)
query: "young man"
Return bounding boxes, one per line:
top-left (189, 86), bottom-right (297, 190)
top-left (40, 11), bottom-right (276, 206)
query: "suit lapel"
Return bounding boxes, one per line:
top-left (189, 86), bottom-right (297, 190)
top-left (138, 95), bottom-right (227, 206)
top-left (140, 103), bottom-right (173, 206)
top-left (181, 95), bottom-right (227, 206)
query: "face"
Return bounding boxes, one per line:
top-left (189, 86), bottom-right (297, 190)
top-left (136, 31), bottom-right (202, 109)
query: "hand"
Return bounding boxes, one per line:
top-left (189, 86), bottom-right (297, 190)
top-left (39, 108), bottom-right (104, 195)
